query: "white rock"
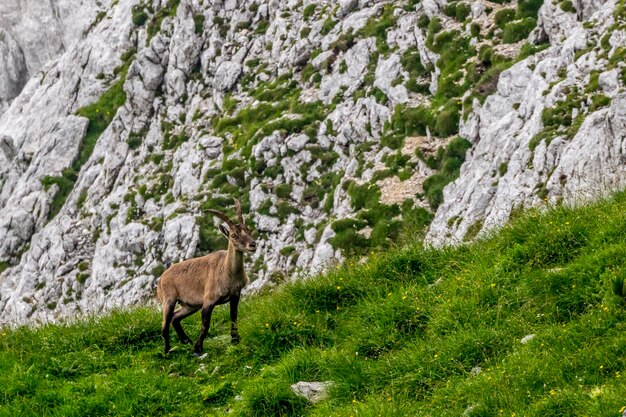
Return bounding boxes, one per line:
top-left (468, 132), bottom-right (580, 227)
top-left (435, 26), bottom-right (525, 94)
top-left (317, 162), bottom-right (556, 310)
top-left (285, 134), bottom-right (309, 152)
top-left (338, 0), bottom-right (358, 17)
top-left (291, 381), bottom-right (334, 403)
top-left (213, 61), bottom-right (242, 91)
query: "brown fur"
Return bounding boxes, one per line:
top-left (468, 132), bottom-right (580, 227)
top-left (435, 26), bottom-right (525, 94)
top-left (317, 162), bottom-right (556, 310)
top-left (156, 201), bottom-right (255, 354)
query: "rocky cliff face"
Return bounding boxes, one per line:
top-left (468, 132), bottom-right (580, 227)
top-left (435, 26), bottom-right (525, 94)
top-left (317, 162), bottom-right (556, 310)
top-left (426, 0), bottom-right (625, 245)
top-left (0, 0), bottom-right (109, 115)
top-left (0, 0), bottom-right (622, 325)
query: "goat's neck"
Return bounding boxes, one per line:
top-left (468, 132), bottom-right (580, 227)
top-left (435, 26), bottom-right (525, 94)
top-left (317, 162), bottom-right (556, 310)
top-left (226, 240), bottom-right (245, 278)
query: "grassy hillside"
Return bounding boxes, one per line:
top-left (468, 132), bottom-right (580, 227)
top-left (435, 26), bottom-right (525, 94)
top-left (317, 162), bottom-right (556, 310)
top-left (2, 193), bottom-right (626, 416)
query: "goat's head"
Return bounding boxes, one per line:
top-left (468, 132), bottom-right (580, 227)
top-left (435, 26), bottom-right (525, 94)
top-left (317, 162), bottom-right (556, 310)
top-left (206, 199), bottom-right (257, 253)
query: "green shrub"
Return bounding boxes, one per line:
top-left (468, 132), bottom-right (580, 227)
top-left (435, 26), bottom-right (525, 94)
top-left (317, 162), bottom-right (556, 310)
top-left (280, 246), bottom-right (297, 257)
top-left (590, 94), bottom-right (611, 112)
top-left (127, 130), bottom-right (144, 150)
top-left (406, 79), bottom-right (431, 94)
top-left (586, 70), bottom-right (600, 93)
top-left (470, 22), bottom-right (481, 37)
top-left (455, 3), bottom-right (471, 21)
top-left (275, 184), bottom-right (292, 199)
top-left (422, 137), bottom-right (472, 208)
top-left (303, 4), bottom-right (316, 20)
top-left (417, 14), bottom-right (430, 29)
top-left (329, 32), bottom-right (355, 53)
top-left (358, 5), bottom-right (397, 53)
top-left (391, 104), bottom-right (434, 136)
top-left (256, 18), bottom-right (270, 34)
top-left (518, 42), bottom-right (549, 59)
top-left (329, 219), bottom-right (369, 255)
top-left (435, 104), bottom-right (460, 137)
top-left (320, 17), bottom-right (336, 35)
top-left (474, 63), bottom-right (510, 98)
top-left (443, 2), bottom-right (457, 17)
top-left (426, 17), bottom-right (442, 47)
top-left (400, 47), bottom-right (427, 78)
top-left (131, 6), bottom-right (148, 26)
top-left (193, 13), bottom-right (205, 34)
top-left (300, 26), bottom-right (311, 38)
top-left (517, 0), bottom-right (544, 18)
top-left (345, 182), bottom-right (381, 211)
top-left (494, 8), bottom-right (516, 28)
top-left (76, 191), bottom-right (88, 209)
top-left (499, 162), bottom-right (508, 176)
top-left (560, 0), bottom-right (576, 12)
top-left (502, 18), bottom-right (536, 44)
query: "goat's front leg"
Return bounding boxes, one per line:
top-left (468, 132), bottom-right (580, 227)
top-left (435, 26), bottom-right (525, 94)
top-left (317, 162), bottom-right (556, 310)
top-left (194, 302), bottom-right (215, 354)
top-left (230, 294), bottom-right (240, 345)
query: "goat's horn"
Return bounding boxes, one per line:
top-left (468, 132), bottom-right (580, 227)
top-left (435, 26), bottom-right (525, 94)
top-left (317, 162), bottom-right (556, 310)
top-left (233, 198), bottom-right (244, 225)
top-left (206, 209), bottom-right (233, 226)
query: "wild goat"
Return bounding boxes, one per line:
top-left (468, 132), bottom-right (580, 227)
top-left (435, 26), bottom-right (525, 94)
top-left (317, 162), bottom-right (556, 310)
top-left (156, 199), bottom-right (256, 354)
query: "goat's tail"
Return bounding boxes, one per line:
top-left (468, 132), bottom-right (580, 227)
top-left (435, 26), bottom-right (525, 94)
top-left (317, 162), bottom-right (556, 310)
top-left (156, 278), bottom-right (163, 304)
top-left (155, 262), bottom-right (172, 305)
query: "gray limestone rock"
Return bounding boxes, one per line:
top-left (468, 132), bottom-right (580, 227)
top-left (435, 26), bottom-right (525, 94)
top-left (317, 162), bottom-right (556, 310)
top-left (427, 0), bottom-right (623, 246)
top-left (291, 381), bottom-right (334, 403)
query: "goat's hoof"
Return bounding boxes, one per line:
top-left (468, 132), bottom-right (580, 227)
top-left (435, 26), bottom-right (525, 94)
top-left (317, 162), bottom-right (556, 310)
top-left (231, 337), bottom-right (240, 345)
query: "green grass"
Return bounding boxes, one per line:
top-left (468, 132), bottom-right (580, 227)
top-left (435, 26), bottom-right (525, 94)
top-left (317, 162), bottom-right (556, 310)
top-left (146, 0), bottom-right (180, 41)
top-left (357, 4), bottom-right (397, 54)
top-left (422, 137), bottom-right (472, 209)
top-left (6, 191), bottom-right (626, 415)
top-left (0, 193), bottom-right (626, 416)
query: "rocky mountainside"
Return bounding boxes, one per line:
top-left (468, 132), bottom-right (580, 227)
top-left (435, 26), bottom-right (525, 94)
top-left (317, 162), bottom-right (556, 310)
top-left (0, 0), bottom-right (622, 325)
top-left (0, 0), bottom-right (109, 115)
top-left (426, 0), bottom-right (626, 245)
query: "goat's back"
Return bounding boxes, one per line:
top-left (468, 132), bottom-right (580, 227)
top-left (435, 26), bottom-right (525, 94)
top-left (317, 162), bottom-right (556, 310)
top-left (157, 251), bottom-right (227, 306)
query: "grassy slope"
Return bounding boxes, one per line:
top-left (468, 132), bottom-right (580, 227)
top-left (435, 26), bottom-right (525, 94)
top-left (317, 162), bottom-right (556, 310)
top-left (3, 193), bottom-right (626, 416)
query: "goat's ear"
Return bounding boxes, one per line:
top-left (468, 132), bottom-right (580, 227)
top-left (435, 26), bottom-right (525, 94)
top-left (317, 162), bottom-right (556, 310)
top-left (218, 224), bottom-right (230, 238)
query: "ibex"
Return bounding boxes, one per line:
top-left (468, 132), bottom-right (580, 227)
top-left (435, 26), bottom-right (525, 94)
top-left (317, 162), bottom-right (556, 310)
top-left (156, 199), bottom-right (256, 355)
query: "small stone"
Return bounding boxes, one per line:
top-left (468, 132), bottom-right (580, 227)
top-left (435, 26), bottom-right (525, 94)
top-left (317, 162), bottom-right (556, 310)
top-left (520, 334), bottom-right (535, 344)
top-left (471, 1), bottom-right (484, 18)
top-left (290, 381), bottom-right (334, 403)
top-left (462, 405), bottom-right (476, 416)
top-left (470, 366), bottom-right (482, 376)
top-left (285, 134), bottom-right (309, 152)
top-left (338, 0), bottom-right (358, 17)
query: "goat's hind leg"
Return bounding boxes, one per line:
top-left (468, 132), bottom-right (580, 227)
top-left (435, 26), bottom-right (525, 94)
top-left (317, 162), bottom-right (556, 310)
top-left (161, 299), bottom-right (177, 354)
top-left (172, 306), bottom-right (198, 344)
top-left (229, 294), bottom-right (241, 345)
top-left (194, 301), bottom-right (216, 354)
